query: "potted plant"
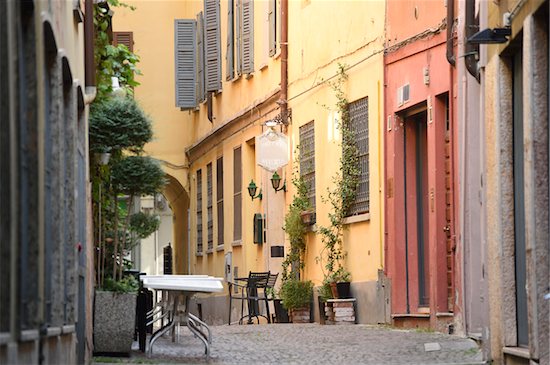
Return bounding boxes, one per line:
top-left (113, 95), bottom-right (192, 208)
top-left (279, 279), bottom-right (313, 323)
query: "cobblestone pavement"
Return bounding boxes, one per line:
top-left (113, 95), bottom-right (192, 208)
top-left (93, 324), bottom-right (484, 365)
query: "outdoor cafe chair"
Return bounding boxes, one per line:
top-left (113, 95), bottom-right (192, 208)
top-left (228, 271), bottom-right (271, 325)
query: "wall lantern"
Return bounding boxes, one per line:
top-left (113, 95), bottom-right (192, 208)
top-left (467, 27), bottom-right (511, 44)
top-left (270, 172), bottom-right (286, 193)
top-left (247, 180), bottom-right (262, 201)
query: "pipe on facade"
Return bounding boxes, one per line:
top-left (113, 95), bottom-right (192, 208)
top-left (446, 0), bottom-right (455, 66)
top-left (464, 0), bottom-right (480, 81)
top-left (280, 0), bottom-right (288, 126)
top-left (84, 0), bottom-right (95, 87)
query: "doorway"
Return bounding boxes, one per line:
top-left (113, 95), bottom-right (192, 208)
top-left (404, 110), bottom-right (430, 309)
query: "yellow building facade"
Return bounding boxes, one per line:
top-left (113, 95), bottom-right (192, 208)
top-left (114, 0), bottom-right (387, 324)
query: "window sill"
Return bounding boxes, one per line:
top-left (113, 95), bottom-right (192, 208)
top-left (245, 72), bottom-right (254, 80)
top-left (196, 252), bottom-right (204, 257)
top-left (206, 249), bottom-right (213, 254)
top-left (503, 347), bottom-right (530, 359)
top-left (259, 63), bottom-right (268, 71)
top-left (216, 245), bottom-right (225, 252)
top-left (342, 212), bottom-right (370, 225)
top-left (232, 240), bottom-right (242, 247)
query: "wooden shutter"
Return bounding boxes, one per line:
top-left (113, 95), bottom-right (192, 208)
top-left (207, 163), bottom-right (213, 251)
top-left (226, 0), bottom-right (234, 81)
top-left (299, 121), bottom-right (316, 208)
top-left (113, 31), bottom-right (133, 51)
top-left (197, 12), bottom-right (206, 103)
top-left (235, 0), bottom-right (242, 76)
top-left (347, 97), bottom-right (370, 215)
top-left (268, 0), bottom-right (276, 56)
top-left (241, 0), bottom-right (254, 74)
top-left (233, 147), bottom-right (242, 241)
top-left (174, 19), bottom-right (197, 109)
top-left (204, 0), bottom-right (221, 92)
top-left (216, 157), bottom-right (224, 246)
top-left (196, 169), bottom-right (203, 253)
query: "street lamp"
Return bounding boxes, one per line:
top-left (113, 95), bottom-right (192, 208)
top-left (247, 179), bottom-right (263, 200)
top-left (270, 172), bottom-right (286, 193)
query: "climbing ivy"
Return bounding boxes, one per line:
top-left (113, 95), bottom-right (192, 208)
top-left (317, 64), bottom-right (359, 285)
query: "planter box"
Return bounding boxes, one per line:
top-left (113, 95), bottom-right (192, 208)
top-left (94, 290), bottom-right (137, 354)
top-left (273, 299), bottom-right (290, 323)
top-left (290, 307), bottom-right (310, 323)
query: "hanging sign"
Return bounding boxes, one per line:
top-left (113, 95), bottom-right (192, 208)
top-left (256, 128), bottom-right (289, 172)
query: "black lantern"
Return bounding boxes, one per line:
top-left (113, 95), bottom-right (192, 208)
top-left (247, 180), bottom-right (262, 200)
top-left (270, 172), bottom-right (286, 193)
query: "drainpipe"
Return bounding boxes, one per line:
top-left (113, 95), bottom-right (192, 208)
top-left (464, 0), bottom-right (480, 81)
top-left (280, 0), bottom-right (288, 127)
top-left (403, 121), bottom-right (410, 314)
top-left (446, 0), bottom-right (455, 66)
top-left (84, 0), bottom-right (97, 104)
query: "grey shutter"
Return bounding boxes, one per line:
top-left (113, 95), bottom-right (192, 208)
top-left (197, 12), bottom-right (206, 103)
top-left (207, 163), bottom-right (213, 250)
top-left (204, 0), bottom-right (221, 92)
top-left (241, 0), bottom-right (254, 74)
top-left (216, 157), bottom-right (224, 246)
top-left (233, 147), bottom-right (242, 241)
top-left (235, 0), bottom-right (242, 76)
top-left (226, 0), bottom-right (234, 81)
top-left (268, 0), bottom-right (276, 56)
top-left (174, 19), bottom-right (197, 109)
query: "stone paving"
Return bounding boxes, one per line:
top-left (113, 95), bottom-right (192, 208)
top-left (93, 324), bottom-right (484, 365)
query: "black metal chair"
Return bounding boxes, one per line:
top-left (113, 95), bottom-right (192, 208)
top-left (228, 271), bottom-right (271, 324)
top-left (260, 273), bottom-right (279, 323)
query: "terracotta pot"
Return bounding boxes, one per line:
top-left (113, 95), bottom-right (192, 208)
top-left (300, 210), bottom-right (315, 225)
top-left (329, 282), bottom-right (339, 299)
top-left (290, 307), bottom-right (310, 323)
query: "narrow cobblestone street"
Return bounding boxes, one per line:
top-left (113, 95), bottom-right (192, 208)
top-left (93, 324), bottom-right (483, 365)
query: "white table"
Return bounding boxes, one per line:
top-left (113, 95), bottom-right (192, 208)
top-left (140, 275), bottom-right (224, 358)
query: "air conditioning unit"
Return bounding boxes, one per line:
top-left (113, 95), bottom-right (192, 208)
top-left (397, 84), bottom-right (410, 107)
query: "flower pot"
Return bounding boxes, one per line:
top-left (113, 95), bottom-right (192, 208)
top-left (329, 282), bottom-right (339, 299)
top-left (290, 307), bottom-right (310, 323)
top-left (300, 210), bottom-right (316, 225)
top-left (273, 299), bottom-right (290, 323)
top-left (94, 290), bottom-right (137, 354)
top-left (336, 282), bottom-right (351, 299)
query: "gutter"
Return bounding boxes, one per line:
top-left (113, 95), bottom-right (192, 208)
top-left (446, 0), bottom-right (455, 66)
top-left (280, 0), bottom-right (288, 127)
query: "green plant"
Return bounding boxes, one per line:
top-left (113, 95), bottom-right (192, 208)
top-left (102, 275), bottom-right (139, 293)
top-left (130, 212), bottom-right (161, 239)
top-left (94, 0), bottom-right (140, 101)
top-left (317, 64), bottom-right (359, 287)
top-left (279, 279), bottom-right (313, 311)
top-left (281, 150), bottom-right (312, 283)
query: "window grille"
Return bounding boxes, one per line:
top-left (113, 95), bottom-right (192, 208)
top-left (217, 157), bottom-right (224, 247)
top-left (207, 163), bottom-right (213, 251)
top-left (347, 96), bottom-right (369, 216)
top-left (196, 169), bottom-right (203, 253)
top-left (299, 121), bottom-right (316, 209)
top-left (233, 147), bottom-right (242, 241)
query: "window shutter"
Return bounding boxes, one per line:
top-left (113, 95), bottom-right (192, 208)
top-left (226, 0), bottom-right (234, 81)
top-left (207, 163), bottom-right (213, 251)
top-left (197, 12), bottom-right (206, 103)
top-left (241, 0), bottom-right (254, 74)
top-left (235, 0), bottom-right (242, 76)
top-left (113, 31), bottom-right (133, 52)
top-left (268, 0), bottom-right (276, 56)
top-left (174, 19), bottom-right (197, 109)
top-left (204, 0), bottom-right (221, 92)
top-left (216, 157), bottom-right (224, 246)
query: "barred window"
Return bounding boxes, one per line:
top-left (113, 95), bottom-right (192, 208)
top-left (233, 146), bottom-right (242, 241)
top-left (346, 96), bottom-right (369, 216)
top-left (207, 163), bottom-right (213, 251)
top-left (196, 169), bottom-right (203, 253)
top-left (299, 121), bottom-right (315, 209)
top-left (216, 157), bottom-right (224, 247)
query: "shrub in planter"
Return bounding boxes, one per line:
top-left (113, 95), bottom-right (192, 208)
top-left (279, 279), bottom-right (313, 323)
